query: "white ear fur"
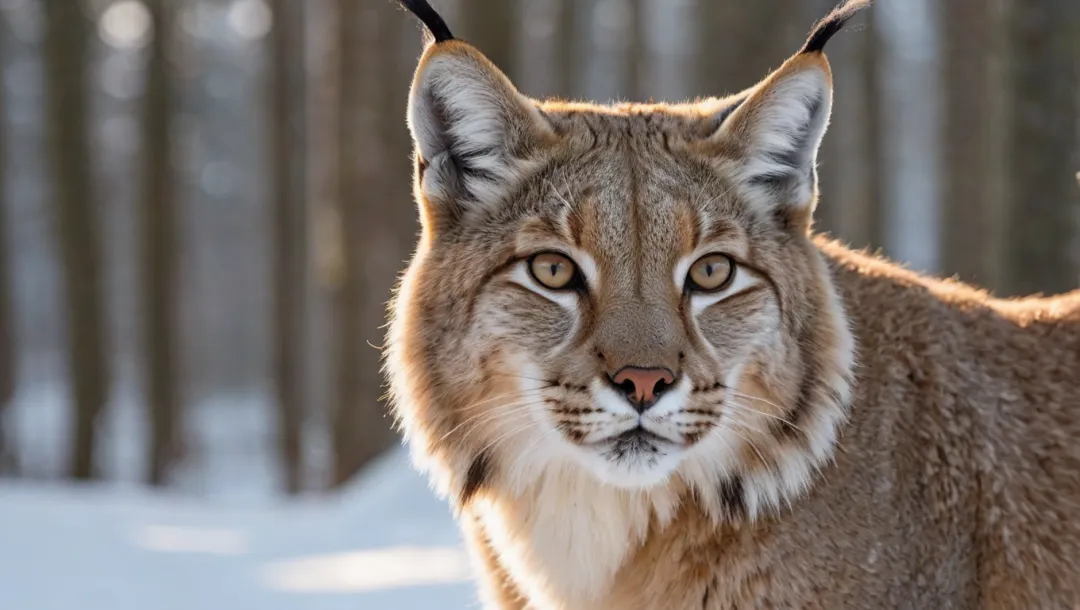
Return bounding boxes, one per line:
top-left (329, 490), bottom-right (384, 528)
top-left (718, 65), bottom-right (833, 214)
top-left (408, 47), bottom-right (552, 211)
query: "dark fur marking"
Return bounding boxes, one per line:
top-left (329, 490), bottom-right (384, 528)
top-left (718, 474), bottom-right (746, 518)
top-left (456, 146), bottom-right (502, 186)
top-left (460, 450), bottom-right (491, 507)
top-left (777, 343), bottom-right (822, 444)
top-left (551, 406), bottom-right (600, 415)
top-left (416, 155), bottom-right (429, 183)
top-left (562, 427), bottom-right (588, 443)
top-left (684, 408), bottom-right (715, 416)
top-left (396, 0), bottom-right (455, 43)
top-left (714, 96), bottom-right (746, 127)
top-left (800, 0), bottom-right (871, 55)
top-left (787, 378), bottom-right (814, 437)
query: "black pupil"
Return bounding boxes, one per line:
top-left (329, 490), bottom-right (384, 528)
top-left (547, 263), bottom-right (560, 278)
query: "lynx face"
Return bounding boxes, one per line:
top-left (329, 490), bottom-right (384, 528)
top-left (387, 29), bottom-right (854, 517)
top-left (443, 144), bottom-right (787, 488)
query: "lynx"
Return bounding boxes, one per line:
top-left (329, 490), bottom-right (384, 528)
top-left (384, 0), bottom-right (1080, 607)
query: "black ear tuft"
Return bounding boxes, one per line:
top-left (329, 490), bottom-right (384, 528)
top-left (395, 0), bottom-right (454, 44)
top-left (799, 0), bottom-right (871, 54)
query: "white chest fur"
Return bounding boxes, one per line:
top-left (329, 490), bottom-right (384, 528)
top-left (475, 465), bottom-right (680, 608)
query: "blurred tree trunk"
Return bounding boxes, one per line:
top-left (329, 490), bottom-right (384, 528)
top-left (860, 15), bottom-right (886, 251)
top-left (941, 0), bottom-right (1008, 292)
top-left (0, 169), bottom-right (11, 476)
top-left (460, 0), bottom-right (514, 76)
top-left (695, 0), bottom-right (799, 96)
top-left (306, 0), bottom-right (341, 490)
top-left (269, 0), bottom-right (307, 495)
top-left (623, 0), bottom-right (644, 100)
top-left (514, 0), bottom-right (565, 99)
top-left (0, 32), bottom-right (12, 473)
top-left (330, 0), bottom-right (397, 486)
top-left (141, 0), bottom-right (180, 487)
top-left (875, 0), bottom-right (943, 274)
top-left (557, 0), bottom-right (580, 97)
top-left (43, 0), bottom-right (108, 480)
top-left (1000, 0), bottom-right (1080, 296)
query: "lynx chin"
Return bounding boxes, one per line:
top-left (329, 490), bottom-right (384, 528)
top-left (383, 0), bottom-right (1080, 607)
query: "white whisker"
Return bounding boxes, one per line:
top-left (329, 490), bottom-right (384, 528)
top-left (476, 419), bottom-right (541, 459)
top-left (711, 421), bottom-right (771, 475)
top-left (457, 389), bottom-right (546, 413)
top-left (439, 400), bottom-right (545, 443)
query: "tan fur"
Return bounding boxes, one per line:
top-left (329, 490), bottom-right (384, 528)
top-left (385, 10), bottom-right (1080, 609)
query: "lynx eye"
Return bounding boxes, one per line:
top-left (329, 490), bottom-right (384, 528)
top-left (529, 252), bottom-right (578, 290)
top-left (687, 254), bottom-right (735, 292)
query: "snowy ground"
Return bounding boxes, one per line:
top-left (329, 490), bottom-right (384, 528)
top-left (0, 446), bottom-right (479, 610)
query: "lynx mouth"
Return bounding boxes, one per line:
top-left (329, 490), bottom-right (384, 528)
top-left (581, 425), bottom-right (666, 447)
top-left (613, 427), bottom-right (666, 445)
top-left (587, 426), bottom-right (677, 459)
top-left (573, 423), bottom-right (689, 486)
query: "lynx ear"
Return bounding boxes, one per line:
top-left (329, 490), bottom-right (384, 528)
top-left (709, 0), bottom-right (869, 222)
top-left (407, 42), bottom-right (555, 218)
top-left (712, 57), bottom-right (833, 217)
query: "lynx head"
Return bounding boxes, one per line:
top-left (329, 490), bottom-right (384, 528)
top-left (386, 0), bottom-right (863, 520)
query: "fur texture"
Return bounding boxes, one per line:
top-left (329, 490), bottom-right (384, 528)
top-left (385, 2), bottom-right (1080, 608)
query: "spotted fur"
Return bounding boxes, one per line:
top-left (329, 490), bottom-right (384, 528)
top-left (385, 1), bottom-right (1080, 608)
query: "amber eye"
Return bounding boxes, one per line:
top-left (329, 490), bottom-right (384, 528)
top-left (529, 252), bottom-right (578, 290)
top-left (687, 254), bottom-right (735, 292)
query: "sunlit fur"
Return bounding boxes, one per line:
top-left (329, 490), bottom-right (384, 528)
top-left (384, 9), bottom-right (1080, 610)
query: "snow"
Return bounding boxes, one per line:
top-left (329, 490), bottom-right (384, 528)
top-left (0, 446), bottom-right (479, 610)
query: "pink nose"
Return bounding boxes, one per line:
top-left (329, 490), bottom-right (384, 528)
top-left (611, 367), bottom-right (676, 411)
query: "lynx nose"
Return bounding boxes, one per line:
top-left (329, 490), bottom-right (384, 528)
top-left (610, 367), bottom-right (676, 413)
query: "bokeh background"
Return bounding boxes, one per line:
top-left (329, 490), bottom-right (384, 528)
top-left (0, 0), bottom-right (1077, 608)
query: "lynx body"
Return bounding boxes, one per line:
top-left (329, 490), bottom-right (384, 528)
top-left (385, 1), bottom-right (1080, 607)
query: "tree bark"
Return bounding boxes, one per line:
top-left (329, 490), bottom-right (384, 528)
top-left (141, 0), bottom-right (181, 487)
top-left (43, 0), bottom-right (109, 481)
top-left (269, 0), bottom-right (308, 495)
top-left (1000, 0), bottom-right (1080, 296)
